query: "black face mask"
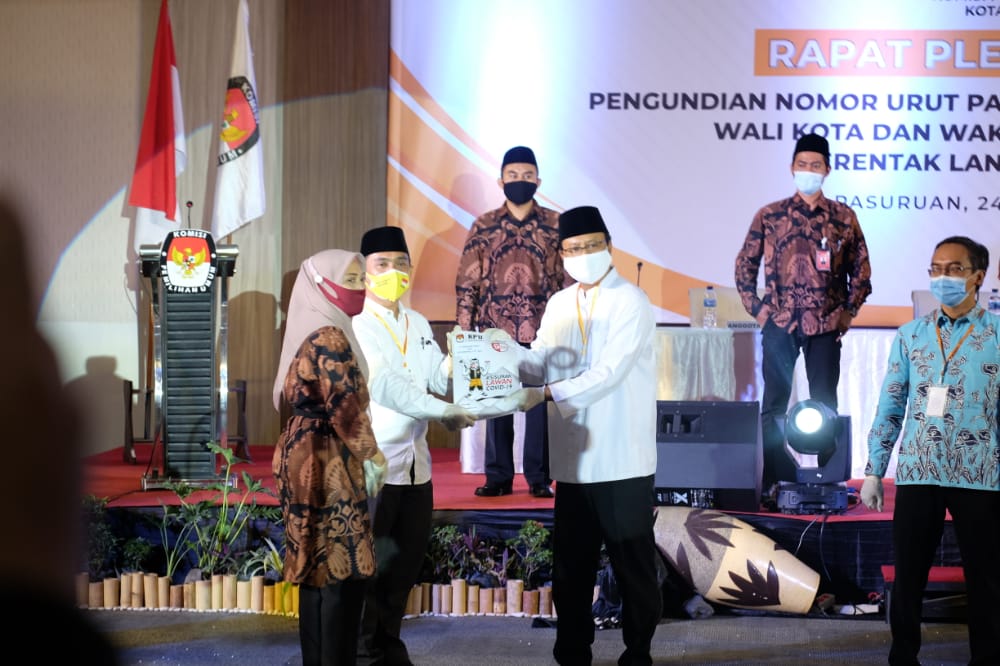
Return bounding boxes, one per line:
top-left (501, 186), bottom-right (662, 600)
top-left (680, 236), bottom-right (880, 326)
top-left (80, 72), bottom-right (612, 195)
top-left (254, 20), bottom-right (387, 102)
top-left (503, 180), bottom-right (538, 205)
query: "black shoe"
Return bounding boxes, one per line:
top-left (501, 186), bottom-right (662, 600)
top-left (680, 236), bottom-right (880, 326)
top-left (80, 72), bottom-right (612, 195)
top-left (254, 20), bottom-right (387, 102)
top-left (529, 483), bottom-right (554, 498)
top-left (475, 482), bottom-right (512, 497)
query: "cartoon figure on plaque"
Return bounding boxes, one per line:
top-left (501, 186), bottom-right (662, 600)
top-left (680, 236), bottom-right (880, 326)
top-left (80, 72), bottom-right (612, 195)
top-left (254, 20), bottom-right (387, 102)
top-left (460, 357), bottom-right (488, 394)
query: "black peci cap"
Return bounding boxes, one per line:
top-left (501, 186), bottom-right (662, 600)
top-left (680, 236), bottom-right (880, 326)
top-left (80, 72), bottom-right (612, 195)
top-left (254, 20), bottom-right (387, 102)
top-left (501, 146), bottom-right (537, 169)
top-left (793, 133), bottom-right (830, 162)
top-left (360, 226), bottom-right (409, 256)
top-left (558, 206), bottom-right (609, 241)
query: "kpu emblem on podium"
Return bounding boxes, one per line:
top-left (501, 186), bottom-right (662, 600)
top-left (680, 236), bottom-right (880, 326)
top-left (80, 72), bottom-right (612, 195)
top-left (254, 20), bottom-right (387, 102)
top-left (160, 230), bottom-right (218, 293)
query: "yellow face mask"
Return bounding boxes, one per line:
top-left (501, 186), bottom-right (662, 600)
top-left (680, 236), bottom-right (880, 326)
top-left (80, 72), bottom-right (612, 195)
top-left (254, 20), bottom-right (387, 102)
top-left (366, 269), bottom-right (410, 302)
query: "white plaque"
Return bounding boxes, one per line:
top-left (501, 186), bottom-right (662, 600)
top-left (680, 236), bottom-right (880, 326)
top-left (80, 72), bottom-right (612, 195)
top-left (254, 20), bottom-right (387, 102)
top-left (451, 330), bottom-right (522, 405)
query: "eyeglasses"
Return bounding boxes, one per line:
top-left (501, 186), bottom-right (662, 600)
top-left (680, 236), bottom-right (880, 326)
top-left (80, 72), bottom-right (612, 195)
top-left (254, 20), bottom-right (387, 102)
top-left (927, 264), bottom-right (976, 277)
top-left (560, 240), bottom-right (606, 257)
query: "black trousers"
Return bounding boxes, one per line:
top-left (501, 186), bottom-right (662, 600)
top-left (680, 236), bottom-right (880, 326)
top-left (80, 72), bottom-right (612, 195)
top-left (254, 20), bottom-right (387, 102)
top-left (298, 580), bottom-right (367, 666)
top-left (551, 476), bottom-right (662, 666)
top-left (483, 402), bottom-right (550, 486)
top-left (484, 342), bottom-right (550, 487)
top-left (759, 320), bottom-right (841, 490)
top-left (889, 485), bottom-right (1000, 665)
top-left (359, 481), bottom-right (433, 666)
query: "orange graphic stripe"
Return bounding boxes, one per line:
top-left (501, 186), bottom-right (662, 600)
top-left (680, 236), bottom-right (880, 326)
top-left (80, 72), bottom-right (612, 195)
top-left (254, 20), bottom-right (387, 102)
top-left (390, 50), bottom-right (496, 167)
top-left (387, 92), bottom-right (498, 217)
top-left (386, 163), bottom-right (468, 320)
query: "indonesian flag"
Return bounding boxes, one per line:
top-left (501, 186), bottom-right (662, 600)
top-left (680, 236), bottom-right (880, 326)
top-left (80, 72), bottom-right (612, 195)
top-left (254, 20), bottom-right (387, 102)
top-left (128, 0), bottom-right (187, 253)
top-left (211, 0), bottom-right (265, 240)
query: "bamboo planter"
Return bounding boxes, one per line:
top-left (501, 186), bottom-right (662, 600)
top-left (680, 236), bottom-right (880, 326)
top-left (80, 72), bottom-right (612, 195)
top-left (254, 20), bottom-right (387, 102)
top-left (77, 570), bottom-right (547, 621)
top-left (414, 580), bottom-right (550, 618)
top-left (77, 573), bottom-right (281, 615)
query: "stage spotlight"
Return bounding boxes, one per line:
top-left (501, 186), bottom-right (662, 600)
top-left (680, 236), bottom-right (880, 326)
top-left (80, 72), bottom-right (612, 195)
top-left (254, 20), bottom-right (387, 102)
top-left (785, 400), bottom-right (838, 462)
top-left (775, 400), bottom-right (852, 514)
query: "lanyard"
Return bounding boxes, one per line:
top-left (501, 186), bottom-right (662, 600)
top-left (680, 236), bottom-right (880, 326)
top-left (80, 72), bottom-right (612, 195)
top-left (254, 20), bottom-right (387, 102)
top-left (575, 285), bottom-right (600, 354)
top-left (934, 318), bottom-right (973, 382)
top-left (367, 308), bottom-right (409, 367)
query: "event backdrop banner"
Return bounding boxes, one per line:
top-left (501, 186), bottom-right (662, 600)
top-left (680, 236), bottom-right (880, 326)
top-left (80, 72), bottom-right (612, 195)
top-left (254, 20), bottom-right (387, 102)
top-left (387, 0), bottom-right (1000, 326)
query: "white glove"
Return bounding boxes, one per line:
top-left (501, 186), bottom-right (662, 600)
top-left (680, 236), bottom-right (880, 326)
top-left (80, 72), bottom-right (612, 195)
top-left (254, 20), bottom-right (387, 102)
top-left (860, 475), bottom-right (883, 512)
top-left (364, 451), bottom-right (388, 497)
top-left (510, 387), bottom-right (545, 411)
top-left (458, 395), bottom-right (518, 419)
top-left (482, 327), bottom-right (513, 342)
top-left (459, 387), bottom-right (545, 418)
top-left (441, 404), bottom-right (476, 431)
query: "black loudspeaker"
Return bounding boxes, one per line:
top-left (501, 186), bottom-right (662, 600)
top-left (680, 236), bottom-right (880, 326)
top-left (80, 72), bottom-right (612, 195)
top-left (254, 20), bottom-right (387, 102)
top-left (654, 400), bottom-right (762, 512)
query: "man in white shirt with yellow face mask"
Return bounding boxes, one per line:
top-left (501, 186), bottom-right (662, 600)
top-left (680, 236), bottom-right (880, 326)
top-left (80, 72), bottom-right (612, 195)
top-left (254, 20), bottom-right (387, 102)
top-left (352, 225), bottom-right (475, 666)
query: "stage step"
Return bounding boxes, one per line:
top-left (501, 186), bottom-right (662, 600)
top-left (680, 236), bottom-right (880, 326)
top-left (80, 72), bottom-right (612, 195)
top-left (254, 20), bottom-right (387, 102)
top-left (880, 565), bottom-right (966, 623)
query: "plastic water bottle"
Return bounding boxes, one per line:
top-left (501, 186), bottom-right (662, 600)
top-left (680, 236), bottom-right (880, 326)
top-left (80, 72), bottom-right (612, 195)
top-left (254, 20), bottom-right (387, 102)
top-left (989, 288), bottom-right (1000, 316)
top-left (702, 286), bottom-right (718, 328)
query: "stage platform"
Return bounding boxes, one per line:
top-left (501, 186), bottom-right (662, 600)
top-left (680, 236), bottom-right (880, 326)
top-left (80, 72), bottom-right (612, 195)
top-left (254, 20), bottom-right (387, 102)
top-left (82, 444), bottom-right (963, 605)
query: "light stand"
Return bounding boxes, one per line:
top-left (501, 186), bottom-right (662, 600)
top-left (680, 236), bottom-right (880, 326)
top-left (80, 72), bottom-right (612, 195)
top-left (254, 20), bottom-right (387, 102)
top-left (774, 400), bottom-right (852, 515)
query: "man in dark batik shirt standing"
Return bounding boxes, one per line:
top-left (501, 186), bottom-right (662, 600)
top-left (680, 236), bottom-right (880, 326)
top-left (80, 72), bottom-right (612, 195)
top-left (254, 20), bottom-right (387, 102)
top-left (455, 145), bottom-right (567, 499)
top-left (735, 133), bottom-right (873, 502)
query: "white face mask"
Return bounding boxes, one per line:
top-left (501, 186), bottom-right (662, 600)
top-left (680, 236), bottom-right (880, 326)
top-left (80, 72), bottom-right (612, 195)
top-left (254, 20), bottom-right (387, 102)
top-left (563, 249), bottom-right (612, 285)
top-left (793, 170), bottom-right (824, 196)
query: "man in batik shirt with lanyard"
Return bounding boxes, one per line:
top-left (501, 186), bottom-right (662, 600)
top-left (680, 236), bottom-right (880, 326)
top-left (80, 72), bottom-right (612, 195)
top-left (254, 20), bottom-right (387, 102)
top-left (862, 236), bottom-right (1000, 666)
top-left (735, 132), bottom-right (873, 500)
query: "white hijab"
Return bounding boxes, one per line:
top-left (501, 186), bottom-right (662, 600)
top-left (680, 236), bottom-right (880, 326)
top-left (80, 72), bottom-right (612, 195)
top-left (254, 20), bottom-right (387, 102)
top-left (272, 249), bottom-right (367, 410)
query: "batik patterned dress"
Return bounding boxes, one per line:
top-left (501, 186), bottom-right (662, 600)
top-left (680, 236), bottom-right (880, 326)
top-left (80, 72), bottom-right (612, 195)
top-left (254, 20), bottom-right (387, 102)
top-left (272, 325), bottom-right (378, 586)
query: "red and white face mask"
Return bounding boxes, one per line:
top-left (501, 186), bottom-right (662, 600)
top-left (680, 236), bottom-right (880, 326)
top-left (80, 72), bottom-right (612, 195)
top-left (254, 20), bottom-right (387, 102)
top-left (307, 259), bottom-right (366, 316)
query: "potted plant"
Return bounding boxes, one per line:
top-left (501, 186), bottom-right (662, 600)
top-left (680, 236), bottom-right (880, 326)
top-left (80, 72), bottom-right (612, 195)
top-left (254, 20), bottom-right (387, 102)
top-left (161, 442), bottom-right (279, 610)
top-left (121, 536), bottom-right (153, 573)
top-left (82, 495), bottom-right (120, 608)
top-left (184, 443), bottom-right (274, 576)
top-left (505, 520), bottom-right (553, 615)
top-left (142, 503), bottom-right (197, 607)
top-left (237, 536), bottom-right (284, 612)
top-left (425, 524), bottom-right (462, 614)
top-left (505, 520), bottom-right (552, 591)
top-left (466, 530), bottom-right (508, 615)
top-left (238, 536), bottom-right (284, 582)
top-left (447, 525), bottom-right (493, 615)
top-left (83, 495), bottom-right (118, 577)
top-left (119, 536), bottom-right (158, 608)
top-left (426, 524), bottom-right (472, 583)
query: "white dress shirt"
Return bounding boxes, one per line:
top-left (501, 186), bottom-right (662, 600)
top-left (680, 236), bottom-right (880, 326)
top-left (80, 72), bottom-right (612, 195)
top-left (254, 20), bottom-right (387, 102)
top-left (353, 299), bottom-right (451, 485)
top-left (520, 268), bottom-right (658, 484)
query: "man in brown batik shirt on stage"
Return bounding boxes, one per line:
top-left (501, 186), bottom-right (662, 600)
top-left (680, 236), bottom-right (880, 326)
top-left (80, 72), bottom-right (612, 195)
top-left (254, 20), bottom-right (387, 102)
top-left (455, 145), bottom-right (567, 499)
top-left (735, 133), bottom-right (872, 504)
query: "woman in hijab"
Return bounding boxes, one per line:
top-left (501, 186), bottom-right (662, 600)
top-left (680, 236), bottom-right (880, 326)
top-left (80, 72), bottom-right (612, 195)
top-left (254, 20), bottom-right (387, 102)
top-left (272, 249), bottom-right (385, 665)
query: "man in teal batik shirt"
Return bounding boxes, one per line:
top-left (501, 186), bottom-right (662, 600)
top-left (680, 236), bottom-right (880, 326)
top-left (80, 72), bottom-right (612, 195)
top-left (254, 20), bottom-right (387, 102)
top-left (862, 235), bottom-right (1000, 666)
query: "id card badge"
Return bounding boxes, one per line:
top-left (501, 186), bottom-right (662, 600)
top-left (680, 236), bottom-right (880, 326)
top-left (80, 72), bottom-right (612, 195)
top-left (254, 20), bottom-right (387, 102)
top-left (816, 249), bottom-right (831, 271)
top-left (926, 384), bottom-right (949, 417)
